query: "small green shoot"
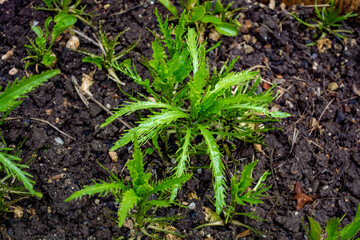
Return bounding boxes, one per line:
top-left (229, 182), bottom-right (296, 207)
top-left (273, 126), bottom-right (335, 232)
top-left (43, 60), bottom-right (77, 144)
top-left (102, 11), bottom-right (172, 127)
top-left (80, 26), bottom-right (139, 85)
top-left (23, 12), bottom-right (76, 70)
top-left (34, 0), bottom-right (94, 28)
top-left (159, 0), bottom-right (241, 37)
top-left (303, 202), bottom-right (360, 240)
top-left (103, 10), bottom-right (290, 216)
top-left (65, 136), bottom-right (191, 238)
top-left (196, 160), bottom-right (271, 236)
top-left (289, 0), bottom-right (357, 40)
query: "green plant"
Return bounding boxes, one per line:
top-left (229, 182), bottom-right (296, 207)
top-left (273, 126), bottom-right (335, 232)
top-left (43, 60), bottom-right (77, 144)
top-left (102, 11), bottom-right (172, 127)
top-left (102, 10), bottom-right (290, 215)
top-left (80, 26), bottom-right (139, 85)
top-left (34, 0), bottom-right (94, 28)
top-left (196, 160), bottom-right (271, 236)
top-left (0, 69), bottom-right (60, 206)
top-left (23, 12), bottom-right (76, 70)
top-left (159, 0), bottom-right (241, 37)
top-left (65, 137), bottom-right (191, 238)
top-left (303, 202), bottom-right (360, 240)
top-left (289, 0), bottom-right (358, 40)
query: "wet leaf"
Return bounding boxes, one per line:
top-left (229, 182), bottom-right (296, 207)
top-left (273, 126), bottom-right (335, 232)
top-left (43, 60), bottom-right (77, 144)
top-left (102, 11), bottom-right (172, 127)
top-left (291, 182), bottom-right (318, 210)
top-left (236, 229), bottom-right (251, 239)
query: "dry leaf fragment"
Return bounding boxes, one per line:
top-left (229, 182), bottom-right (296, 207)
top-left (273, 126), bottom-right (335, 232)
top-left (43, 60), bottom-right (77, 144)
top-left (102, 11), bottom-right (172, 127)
top-left (291, 182), bottom-right (318, 210)
top-left (262, 82), bottom-right (271, 90)
top-left (254, 143), bottom-right (267, 156)
top-left (12, 206), bottom-right (24, 218)
top-left (165, 226), bottom-right (181, 240)
top-left (353, 84), bottom-right (360, 96)
top-left (81, 73), bottom-right (94, 96)
top-left (317, 38), bottom-right (331, 53)
top-left (236, 229), bottom-right (251, 239)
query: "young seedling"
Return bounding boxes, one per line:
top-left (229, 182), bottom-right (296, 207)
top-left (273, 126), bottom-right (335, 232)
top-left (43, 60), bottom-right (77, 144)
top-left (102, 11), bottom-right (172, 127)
top-left (159, 0), bottom-right (241, 37)
top-left (289, 0), bottom-right (357, 40)
top-left (34, 0), bottom-right (94, 28)
top-left (65, 136), bottom-right (191, 238)
top-left (302, 202), bottom-right (360, 240)
top-left (23, 12), bottom-right (77, 70)
top-left (195, 160), bottom-right (270, 236)
top-left (78, 26), bottom-right (139, 86)
top-left (0, 69), bottom-right (60, 200)
top-left (102, 10), bottom-right (290, 216)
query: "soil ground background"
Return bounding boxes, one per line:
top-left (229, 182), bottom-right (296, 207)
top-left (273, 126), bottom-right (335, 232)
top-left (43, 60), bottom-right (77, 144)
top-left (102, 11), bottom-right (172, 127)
top-left (0, 0), bottom-right (360, 239)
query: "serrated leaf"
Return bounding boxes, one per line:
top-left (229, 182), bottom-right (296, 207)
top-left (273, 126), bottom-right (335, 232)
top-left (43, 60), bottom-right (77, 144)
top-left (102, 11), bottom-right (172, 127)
top-left (65, 180), bottom-right (126, 202)
top-left (118, 189), bottom-right (140, 227)
top-left (199, 125), bottom-right (226, 215)
top-left (0, 151), bottom-right (42, 198)
top-left (0, 70), bottom-right (59, 113)
top-left (126, 137), bottom-right (149, 190)
top-left (171, 128), bottom-right (192, 201)
top-left (109, 110), bottom-right (189, 151)
top-left (101, 101), bottom-right (177, 128)
top-left (153, 174), bottom-right (192, 194)
top-left (200, 71), bottom-right (257, 113)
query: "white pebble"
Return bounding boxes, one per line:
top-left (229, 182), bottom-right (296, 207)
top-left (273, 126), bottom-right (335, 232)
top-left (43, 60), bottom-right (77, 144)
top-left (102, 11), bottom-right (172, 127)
top-left (54, 137), bottom-right (64, 145)
top-left (8, 67), bottom-right (18, 75)
top-left (66, 36), bottom-right (80, 50)
top-left (188, 202), bottom-right (196, 210)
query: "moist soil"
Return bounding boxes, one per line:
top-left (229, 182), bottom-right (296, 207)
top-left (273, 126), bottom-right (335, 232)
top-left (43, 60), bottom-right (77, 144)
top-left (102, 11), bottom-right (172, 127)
top-left (0, 0), bottom-right (359, 239)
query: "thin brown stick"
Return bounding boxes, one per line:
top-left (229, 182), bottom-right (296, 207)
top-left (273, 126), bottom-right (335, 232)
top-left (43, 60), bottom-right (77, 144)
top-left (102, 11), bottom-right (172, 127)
top-left (71, 75), bottom-right (90, 108)
top-left (71, 29), bottom-right (100, 47)
top-left (309, 98), bottom-right (334, 136)
top-left (84, 91), bottom-right (133, 129)
top-left (5, 117), bottom-right (75, 140)
top-left (110, 4), bottom-right (143, 16)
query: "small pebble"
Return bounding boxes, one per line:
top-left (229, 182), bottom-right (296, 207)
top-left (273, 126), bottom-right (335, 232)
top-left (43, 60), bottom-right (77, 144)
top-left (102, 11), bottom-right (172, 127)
top-left (95, 199), bottom-right (100, 204)
top-left (1, 50), bottom-right (14, 60)
top-left (8, 67), bottom-right (18, 75)
top-left (328, 82), bottom-right (338, 91)
top-left (66, 36), bottom-right (80, 50)
top-left (109, 151), bottom-right (118, 162)
top-left (188, 202), bottom-right (196, 210)
top-left (54, 137), bottom-right (64, 145)
top-left (197, 168), bottom-right (202, 174)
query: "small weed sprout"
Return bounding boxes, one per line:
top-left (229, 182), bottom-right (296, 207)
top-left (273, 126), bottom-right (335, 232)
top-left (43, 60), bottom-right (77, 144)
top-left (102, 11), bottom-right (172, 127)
top-left (34, 0), bottom-right (94, 28)
top-left (289, 0), bottom-right (358, 40)
top-left (102, 10), bottom-right (290, 216)
top-left (23, 12), bottom-right (76, 70)
top-left (159, 0), bottom-right (241, 37)
top-left (0, 69), bottom-right (60, 207)
top-left (196, 160), bottom-right (271, 235)
top-left (302, 202), bottom-right (360, 240)
top-left (79, 26), bottom-right (139, 86)
top-left (65, 136), bottom-right (191, 238)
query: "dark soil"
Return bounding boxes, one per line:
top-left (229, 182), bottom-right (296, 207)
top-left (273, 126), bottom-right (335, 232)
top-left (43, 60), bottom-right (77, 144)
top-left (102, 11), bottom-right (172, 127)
top-left (1, 0), bottom-right (359, 239)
